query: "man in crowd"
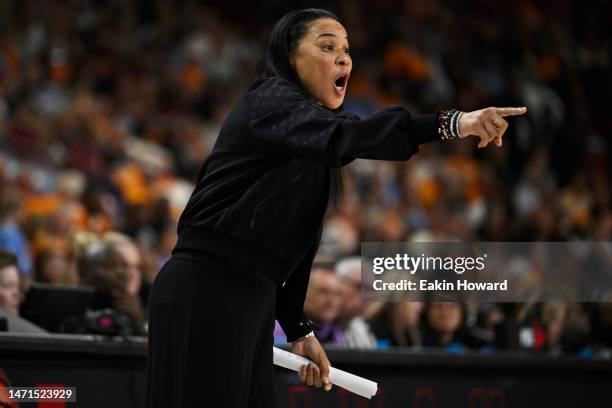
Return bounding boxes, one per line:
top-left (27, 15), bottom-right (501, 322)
top-left (335, 257), bottom-right (377, 349)
top-left (103, 232), bottom-right (150, 307)
top-left (78, 242), bottom-right (146, 335)
top-left (304, 266), bottom-right (343, 344)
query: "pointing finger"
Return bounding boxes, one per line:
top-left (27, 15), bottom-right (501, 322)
top-left (495, 107), bottom-right (527, 117)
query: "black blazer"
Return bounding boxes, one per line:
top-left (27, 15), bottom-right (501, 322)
top-left (174, 76), bottom-right (439, 341)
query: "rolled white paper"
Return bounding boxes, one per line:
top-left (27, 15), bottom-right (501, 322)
top-left (273, 347), bottom-right (378, 399)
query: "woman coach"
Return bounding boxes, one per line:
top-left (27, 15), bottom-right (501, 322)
top-left (145, 8), bottom-right (526, 407)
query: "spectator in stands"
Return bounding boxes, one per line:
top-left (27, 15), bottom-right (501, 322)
top-left (0, 250), bottom-right (20, 315)
top-left (304, 266), bottom-right (344, 345)
top-left (0, 188), bottom-right (32, 289)
top-left (103, 232), bottom-right (150, 307)
top-left (468, 303), bottom-right (505, 349)
top-left (78, 241), bottom-right (146, 335)
top-left (541, 302), bottom-right (567, 354)
top-left (335, 257), bottom-right (377, 349)
top-left (0, 249), bottom-right (46, 333)
top-left (367, 301), bottom-right (424, 348)
top-left (423, 301), bottom-right (468, 349)
top-left (561, 302), bottom-right (591, 353)
top-left (33, 248), bottom-right (73, 285)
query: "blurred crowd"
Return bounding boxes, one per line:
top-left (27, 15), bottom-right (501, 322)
top-left (0, 0), bottom-right (610, 354)
top-left (280, 255), bottom-right (612, 357)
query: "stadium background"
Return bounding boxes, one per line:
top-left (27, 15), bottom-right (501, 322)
top-left (0, 0), bottom-right (610, 407)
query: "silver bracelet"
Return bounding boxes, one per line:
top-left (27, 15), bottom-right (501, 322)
top-left (455, 111), bottom-right (465, 138)
top-left (295, 331), bottom-right (315, 342)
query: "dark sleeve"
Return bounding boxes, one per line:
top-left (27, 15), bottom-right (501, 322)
top-left (275, 241), bottom-right (319, 342)
top-left (247, 77), bottom-right (439, 167)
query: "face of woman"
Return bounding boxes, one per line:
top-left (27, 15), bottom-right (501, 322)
top-left (399, 301), bottom-right (424, 327)
top-left (0, 266), bottom-right (20, 315)
top-left (291, 18), bottom-right (352, 110)
top-left (428, 302), bottom-right (462, 335)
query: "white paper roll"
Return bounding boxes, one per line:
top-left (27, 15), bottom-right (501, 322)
top-left (273, 347), bottom-right (378, 399)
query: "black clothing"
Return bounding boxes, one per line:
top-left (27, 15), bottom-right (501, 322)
top-left (174, 76), bottom-right (439, 341)
top-left (147, 75), bottom-right (440, 407)
top-left (146, 255), bottom-right (275, 408)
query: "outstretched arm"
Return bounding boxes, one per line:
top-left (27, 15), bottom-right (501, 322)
top-left (249, 77), bottom-right (527, 164)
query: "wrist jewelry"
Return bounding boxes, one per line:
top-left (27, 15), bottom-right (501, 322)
top-left (296, 331), bottom-right (315, 342)
top-left (456, 111), bottom-right (465, 138)
top-left (438, 109), bottom-right (464, 140)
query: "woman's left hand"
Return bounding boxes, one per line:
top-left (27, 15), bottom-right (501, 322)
top-left (291, 335), bottom-right (333, 391)
top-left (458, 106), bottom-right (527, 148)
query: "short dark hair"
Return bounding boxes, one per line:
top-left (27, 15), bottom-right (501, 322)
top-left (0, 249), bottom-right (18, 270)
top-left (256, 8), bottom-right (340, 89)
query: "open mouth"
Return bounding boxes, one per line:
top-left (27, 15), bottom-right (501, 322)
top-left (334, 74), bottom-right (349, 95)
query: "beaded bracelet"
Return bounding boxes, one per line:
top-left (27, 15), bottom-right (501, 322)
top-left (438, 109), bottom-right (464, 140)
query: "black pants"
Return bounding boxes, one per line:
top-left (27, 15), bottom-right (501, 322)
top-left (146, 254), bottom-right (277, 407)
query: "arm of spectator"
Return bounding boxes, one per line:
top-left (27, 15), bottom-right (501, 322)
top-left (111, 289), bottom-right (146, 335)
